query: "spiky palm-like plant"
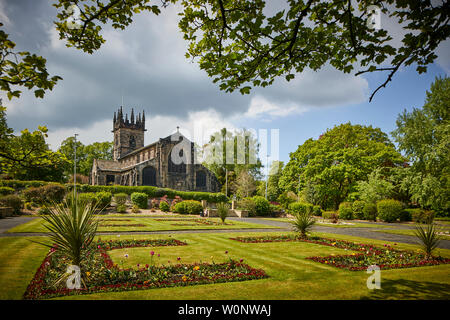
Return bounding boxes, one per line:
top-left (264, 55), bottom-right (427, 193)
top-left (217, 202), bottom-right (229, 223)
top-left (291, 211), bottom-right (316, 238)
top-left (40, 197), bottom-right (100, 267)
top-left (413, 223), bottom-right (442, 259)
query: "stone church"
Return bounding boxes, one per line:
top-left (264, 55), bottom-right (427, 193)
top-left (90, 107), bottom-right (221, 192)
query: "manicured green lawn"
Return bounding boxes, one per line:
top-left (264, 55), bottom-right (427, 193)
top-left (1, 231), bottom-right (449, 300)
top-left (263, 218), bottom-right (390, 229)
top-left (373, 227), bottom-right (450, 238)
top-left (6, 217), bottom-right (278, 233)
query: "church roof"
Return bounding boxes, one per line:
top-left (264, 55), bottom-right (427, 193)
top-left (95, 159), bottom-right (123, 172)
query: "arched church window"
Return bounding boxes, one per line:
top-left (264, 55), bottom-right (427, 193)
top-left (196, 171), bottom-right (206, 187)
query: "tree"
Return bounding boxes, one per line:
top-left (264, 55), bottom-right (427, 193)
top-left (279, 123), bottom-right (406, 210)
top-left (53, 0), bottom-right (449, 101)
top-left (266, 160), bottom-right (284, 202)
top-left (0, 23), bottom-right (61, 99)
top-left (58, 137), bottom-right (113, 177)
top-left (0, 104), bottom-right (69, 181)
top-left (202, 127), bottom-right (262, 191)
top-left (233, 169), bottom-right (257, 198)
top-left (391, 76), bottom-right (449, 215)
top-left (356, 168), bottom-right (395, 203)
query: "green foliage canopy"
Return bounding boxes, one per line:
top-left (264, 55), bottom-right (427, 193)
top-left (279, 123), bottom-right (406, 209)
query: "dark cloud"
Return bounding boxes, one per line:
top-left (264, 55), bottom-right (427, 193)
top-left (2, 0), bottom-right (370, 133)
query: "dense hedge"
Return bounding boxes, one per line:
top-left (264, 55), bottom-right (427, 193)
top-left (405, 208), bottom-right (434, 223)
top-left (172, 200), bottom-right (203, 214)
top-left (66, 184), bottom-right (228, 203)
top-left (377, 199), bottom-right (403, 223)
top-left (288, 202), bottom-right (313, 215)
top-left (312, 205), bottom-right (322, 217)
top-left (0, 180), bottom-right (228, 203)
top-left (114, 193), bottom-right (128, 206)
top-left (66, 192), bottom-right (112, 208)
top-left (131, 192), bottom-right (148, 209)
top-left (0, 195), bottom-right (22, 214)
top-left (251, 196), bottom-right (271, 216)
top-left (338, 202), bottom-right (353, 220)
top-left (352, 201), bottom-right (365, 220)
top-left (362, 202), bottom-right (377, 221)
top-left (0, 187), bottom-right (15, 196)
top-left (23, 184), bottom-right (66, 205)
top-left (159, 201), bottom-right (170, 212)
top-left (0, 180), bottom-right (49, 189)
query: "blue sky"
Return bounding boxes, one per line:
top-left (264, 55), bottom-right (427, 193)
top-left (242, 63), bottom-right (448, 165)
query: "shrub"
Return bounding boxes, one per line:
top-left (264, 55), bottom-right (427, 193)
top-left (95, 191), bottom-right (112, 208)
top-left (312, 205), bottom-right (322, 217)
top-left (38, 206), bottom-right (51, 215)
top-left (288, 202), bottom-right (313, 215)
top-left (269, 204), bottom-right (283, 216)
top-left (0, 187), bottom-right (14, 196)
top-left (338, 202), bottom-right (353, 220)
top-left (217, 202), bottom-right (229, 223)
top-left (0, 195), bottom-right (22, 214)
top-left (251, 196), bottom-right (271, 216)
top-left (76, 193), bottom-right (98, 205)
top-left (159, 201), bottom-right (170, 212)
top-left (377, 199), bottom-right (403, 223)
top-left (131, 204), bottom-right (140, 213)
top-left (277, 191), bottom-right (297, 209)
top-left (352, 200), bottom-right (366, 220)
top-left (24, 202), bottom-right (32, 210)
top-left (23, 184), bottom-right (66, 204)
top-left (169, 196), bottom-right (183, 212)
top-left (41, 184), bottom-right (66, 203)
top-left (173, 200), bottom-right (203, 215)
top-left (40, 198), bottom-right (99, 267)
top-left (151, 199), bottom-right (159, 209)
top-left (399, 209), bottom-right (412, 222)
top-left (414, 223), bottom-right (442, 258)
top-left (322, 211), bottom-right (338, 223)
top-left (237, 199), bottom-right (256, 216)
top-left (409, 208), bottom-right (435, 223)
top-left (23, 187), bottom-right (44, 204)
top-left (114, 193), bottom-right (128, 206)
top-left (131, 192), bottom-right (148, 209)
top-left (363, 203), bottom-right (377, 221)
top-left (116, 204), bottom-right (127, 213)
top-left (291, 211), bottom-right (315, 238)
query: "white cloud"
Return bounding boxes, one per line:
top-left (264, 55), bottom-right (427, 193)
top-left (245, 95), bottom-right (308, 119)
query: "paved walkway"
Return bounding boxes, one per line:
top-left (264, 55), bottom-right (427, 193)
top-left (1, 215), bottom-right (449, 249)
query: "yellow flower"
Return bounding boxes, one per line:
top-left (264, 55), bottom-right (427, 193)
top-left (182, 276), bottom-right (187, 282)
top-left (86, 272), bottom-right (91, 277)
top-left (352, 253), bottom-right (356, 255)
top-left (194, 266), bottom-right (200, 271)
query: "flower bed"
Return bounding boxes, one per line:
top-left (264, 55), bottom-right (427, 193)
top-left (24, 239), bottom-right (266, 299)
top-left (230, 235), bottom-right (450, 271)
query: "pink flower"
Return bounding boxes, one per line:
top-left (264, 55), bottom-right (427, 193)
top-left (150, 251), bottom-right (155, 256)
top-left (225, 251), bottom-right (228, 254)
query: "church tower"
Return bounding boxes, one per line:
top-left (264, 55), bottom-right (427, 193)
top-left (112, 107), bottom-right (146, 160)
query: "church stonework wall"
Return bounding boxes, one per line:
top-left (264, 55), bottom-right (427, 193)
top-left (91, 108), bottom-right (221, 192)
